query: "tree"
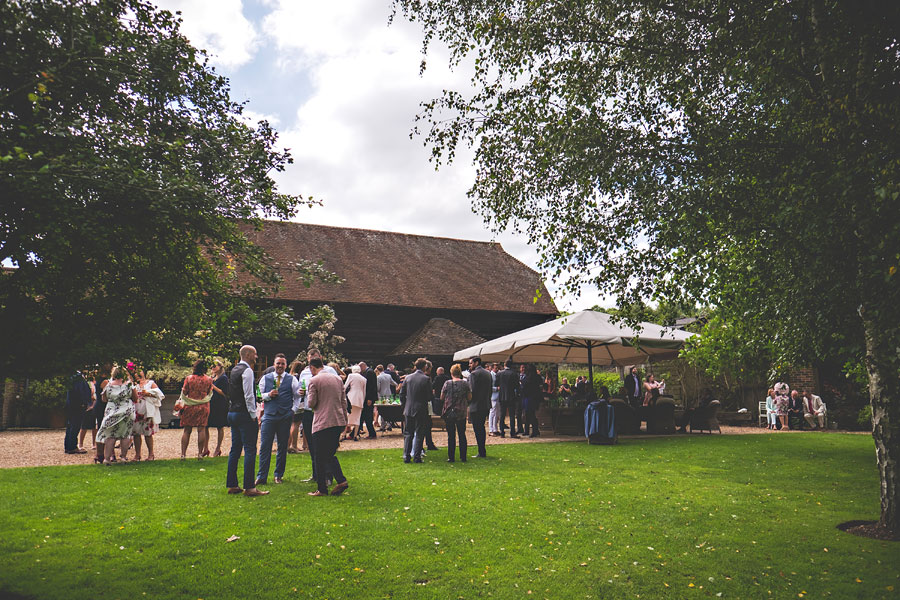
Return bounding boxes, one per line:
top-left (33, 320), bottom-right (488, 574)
top-left (0, 1), bottom-right (318, 379)
top-left (393, 1), bottom-right (900, 535)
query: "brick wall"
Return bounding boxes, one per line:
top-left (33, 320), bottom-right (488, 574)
top-left (788, 366), bottom-right (820, 393)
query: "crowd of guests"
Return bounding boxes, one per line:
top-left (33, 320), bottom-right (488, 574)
top-left (63, 346), bottom-right (568, 498)
top-left (764, 382), bottom-right (827, 430)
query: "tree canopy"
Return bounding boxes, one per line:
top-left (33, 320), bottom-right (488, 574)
top-left (0, 0), bottom-right (317, 377)
top-left (394, 0), bottom-right (900, 535)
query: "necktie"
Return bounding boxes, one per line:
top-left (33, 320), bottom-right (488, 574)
top-left (275, 375), bottom-right (282, 390)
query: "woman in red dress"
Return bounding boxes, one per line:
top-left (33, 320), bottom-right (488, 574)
top-left (179, 360), bottom-right (213, 460)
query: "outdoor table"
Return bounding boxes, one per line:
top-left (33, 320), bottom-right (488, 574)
top-left (374, 403), bottom-right (403, 431)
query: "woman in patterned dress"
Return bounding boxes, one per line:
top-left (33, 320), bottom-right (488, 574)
top-left (97, 366), bottom-right (138, 465)
top-left (132, 369), bottom-right (164, 461)
top-left (179, 360), bottom-right (213, 460)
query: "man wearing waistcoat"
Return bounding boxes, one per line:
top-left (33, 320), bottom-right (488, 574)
top-left (226, 345), bottom-right (268, 497)
top-left (256, 354), bottom-right (301, 485)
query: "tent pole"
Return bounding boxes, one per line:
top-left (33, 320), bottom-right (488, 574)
top-left (587, 342), bottom-right (594, 395)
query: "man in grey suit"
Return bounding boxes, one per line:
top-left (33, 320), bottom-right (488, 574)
top-left (401, 357), bottom-right (432, 463)
top-left (467, 356), bottom-right (493, 458)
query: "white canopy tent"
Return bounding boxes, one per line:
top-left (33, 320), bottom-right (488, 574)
top-left (453, 310), bottom-right (696, 387)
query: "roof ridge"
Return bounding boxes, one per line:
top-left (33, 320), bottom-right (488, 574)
top-left (258, 218), bottom-right (503, 248)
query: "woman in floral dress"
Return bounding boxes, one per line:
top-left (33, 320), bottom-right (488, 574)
top-left (179, 360), bottom-right (213, 460)
top-left (97, 366), bottom-right (138, 465)
top-left (132, 369), bottom-right (164, 461)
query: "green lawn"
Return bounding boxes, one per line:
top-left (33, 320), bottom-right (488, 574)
top-left (1, 434), bottom-right (897, 599)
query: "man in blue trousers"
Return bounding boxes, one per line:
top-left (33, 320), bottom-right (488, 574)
top-left (256, 353), bottom-right (301, 485)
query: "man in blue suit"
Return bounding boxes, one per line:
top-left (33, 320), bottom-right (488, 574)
top-left (256, 354), bottom-right (301, 485)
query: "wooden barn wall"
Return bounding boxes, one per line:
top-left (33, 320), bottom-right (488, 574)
top-left (246, 301), bottom-right (555, 368)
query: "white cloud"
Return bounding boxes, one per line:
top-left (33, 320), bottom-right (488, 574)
top-left (162, 0), bottom-right (611, 313)
top-left (153, 0), bottom-right (259, 69)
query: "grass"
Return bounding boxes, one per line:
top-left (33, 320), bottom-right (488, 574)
top-left (1, 434), bottom-right (897, 599)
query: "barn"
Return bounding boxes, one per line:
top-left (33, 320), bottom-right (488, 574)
top-left (241, 221), bottom-right (559, 372)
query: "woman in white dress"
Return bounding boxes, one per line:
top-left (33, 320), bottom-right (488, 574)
top-left (96, 366), bottom-right (138, 464)
top-left (343, 365), bottom-right (366, 441)
top-left (132, 369), bottom-right (164, 461)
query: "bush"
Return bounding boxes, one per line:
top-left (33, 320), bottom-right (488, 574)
top-left (558, 369), bottom-right (623, 397)
top-left (23, 377), bottom-right (68, 410)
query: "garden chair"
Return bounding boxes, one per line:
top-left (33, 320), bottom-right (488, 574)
top-left (647, 396), bottom-right (676, 434)
top-left (689, 400), bottom-right (722, 434)
top-left (758, 401), bottom-right (768, 427)
top-left (610, 399), bottom-right (640, 435)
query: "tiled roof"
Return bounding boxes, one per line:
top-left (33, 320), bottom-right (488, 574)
top-left (239, 221), bottom-right (558, 314)
top-left (390, 318), bottom-right (486, 356)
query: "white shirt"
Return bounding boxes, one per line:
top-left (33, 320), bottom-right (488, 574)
top-left (239, 361), bottom-right (257, 415)
top-left (298, 364), bottom-right (338, 411)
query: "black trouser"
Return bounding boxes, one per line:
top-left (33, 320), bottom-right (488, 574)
top-left (470, 409), bottom-right (488, 456)
top-left (515, 400), bottom-right (524, 432)
top-left (361, 402), bottom-right (376, 437)
top-left (500, 400), bottom-right (519, 436)
top-left (522, 397), bottom-right (540, 436)
top-left (403, 411), bottom-right (428, 461)
top-left (445, 418), bottom-right (467, 461)
top-left (313, 426), bottom-right (347, 494)
top-left (302, 410), bottom-right (317, 479)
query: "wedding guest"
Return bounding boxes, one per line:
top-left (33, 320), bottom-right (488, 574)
top-left (775, 385), bottom-right (790, 430)
top-left (401, 357), bottom-right (432, 463)
top-left (441, 363), bottom-right (471, 462)
top-left (179, 359), bottom-right (213, 460)
top-left (360, 362), bottom-right (378, 439)
top-left (765, 389), bottom-right (778, 430)
top-left (256, 354), bottom-right (302, 485)
top-left (97, 366), bottom-right (138, 464)
top-left (226, 344), bottom-right (268, 497)
top-left (497, 360), bottom-right (521, 438)
top-left (788, 390), bottom-right (804, 429)
top-left (623, 366), bottom-right (642, 409)
top-left (132, 369), bottom-right (164, 461)
top-left (467, 356), bottom-right (493, 456)
top-left (206, 359), bottom-right (229, 457)
top-left (558, 378), bottom-right (572, 407)
top-left (344, 365), bottom-right (366, 441)
top-left (488, 363), bottom-right (501, 436)
top-left (803, 390), bottom-right (827, 429)
top-left (78, 376), bottom-right (98, 452)
top-left (521, 364), bottom-right (543, 438)
top-left (642, 374), bottom-right (663, 406)
top-left (422, 360), bottom-right (439, 452)
top-left (297, 350), bottom-right (341, 484)
top-left (307, 358), bottom-right (350, 496)
top-left (288, 360), bottom-right (305, 453)
top-left (91, 367), bottom-right (110, 464)
top-left (64, 370), bottom-right (91, 454)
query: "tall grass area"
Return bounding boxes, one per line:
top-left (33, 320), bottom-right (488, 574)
top-left (1, 434), bottom-right (897, 599)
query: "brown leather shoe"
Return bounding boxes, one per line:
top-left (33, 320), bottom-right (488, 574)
top-left (308, 490), bottom-right (327, 497)
top-left (243, 488), bottom-right (269, 497)
top-left (274, 477), bottom-right (283, 484)
top-left (227, 487), bottom-right (243, 494)
top-left (330, 481), bottom-right (349, 496)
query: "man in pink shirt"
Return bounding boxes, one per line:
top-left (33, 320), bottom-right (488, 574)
top-left (306, 358), bottom-right (350, 497)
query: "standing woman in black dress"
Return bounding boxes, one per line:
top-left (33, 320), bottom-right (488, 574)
top-left (206, 359), bottom-right (229, 457)
top-left (91, 365), bottom-right (110, 464)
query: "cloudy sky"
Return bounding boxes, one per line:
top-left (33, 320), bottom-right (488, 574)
top-left (153, 0), bottom-right (608, 312)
